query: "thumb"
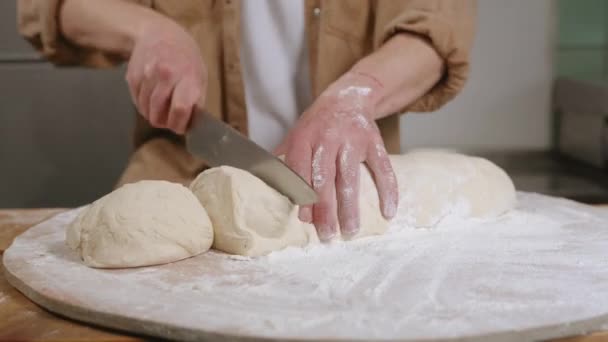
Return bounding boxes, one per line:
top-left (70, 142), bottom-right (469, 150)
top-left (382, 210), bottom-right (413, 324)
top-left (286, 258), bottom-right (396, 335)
top-left (273, 137), bottom-right (289, 157)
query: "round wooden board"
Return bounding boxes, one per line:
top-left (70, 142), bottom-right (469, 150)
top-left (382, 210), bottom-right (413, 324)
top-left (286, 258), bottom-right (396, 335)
top-left (3, 193), bottom-right (608, 342)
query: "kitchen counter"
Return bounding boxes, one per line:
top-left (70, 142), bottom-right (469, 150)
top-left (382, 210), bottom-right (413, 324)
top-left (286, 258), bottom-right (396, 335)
top-left (476, 150), bottom-right (608, 204)
top-left (1, 208), bottom-right (607, 342)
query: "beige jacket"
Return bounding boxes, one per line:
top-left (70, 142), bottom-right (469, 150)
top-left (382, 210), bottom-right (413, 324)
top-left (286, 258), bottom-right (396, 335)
top-left (18, 0), bottom-right (476, 186)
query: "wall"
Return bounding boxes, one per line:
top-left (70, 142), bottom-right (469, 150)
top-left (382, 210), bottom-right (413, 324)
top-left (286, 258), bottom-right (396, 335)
top-left (556, 0), bottom-right (608, 79)
top-left (401, 0), bottom-right (556, 152)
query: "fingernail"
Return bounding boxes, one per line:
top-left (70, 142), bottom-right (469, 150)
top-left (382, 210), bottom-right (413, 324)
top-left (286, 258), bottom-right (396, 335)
top-left (342, 220), bottom-right (360, 237)
top-left (383, 201), bottom-right (397, 219)
top-left (318, 225), bottom-right (336, 242)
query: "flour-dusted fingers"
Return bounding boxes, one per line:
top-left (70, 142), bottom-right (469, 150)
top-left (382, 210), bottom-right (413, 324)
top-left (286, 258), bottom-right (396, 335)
top-left (284, 137), bottom-right (314, 223)
top-left (336, 144), bottom-right (361, 236)
top-left (367, 141), bottom-right (398, 219)
top-left (311, 144), bottom-right (339, 240)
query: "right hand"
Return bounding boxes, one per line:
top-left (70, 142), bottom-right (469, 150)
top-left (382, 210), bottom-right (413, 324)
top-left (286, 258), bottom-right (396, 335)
top-left (126, 20), bottom-right (206, 135)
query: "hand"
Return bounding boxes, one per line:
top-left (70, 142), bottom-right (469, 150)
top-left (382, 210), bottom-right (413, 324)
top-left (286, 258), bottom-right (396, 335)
top-left (277, 72), bottom-right (399, 240)
top-left (126, 21), bottom-right (206, 134)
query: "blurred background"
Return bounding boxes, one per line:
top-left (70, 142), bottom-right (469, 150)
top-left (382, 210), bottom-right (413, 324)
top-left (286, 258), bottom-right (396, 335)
top-left (0, 0), bottom-right (607, 208)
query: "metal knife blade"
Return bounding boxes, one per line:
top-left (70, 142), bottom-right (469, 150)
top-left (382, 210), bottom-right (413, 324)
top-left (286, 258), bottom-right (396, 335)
top-left (187, 108), bottom-right (317, 205)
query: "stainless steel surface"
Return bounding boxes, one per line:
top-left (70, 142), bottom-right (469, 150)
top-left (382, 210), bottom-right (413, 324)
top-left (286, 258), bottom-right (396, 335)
top-left (602, 117), bottom-right (608, 169)
top-left (475, 150), bottom-right (608, 204)
top-left (187, 109), bottom-right (317, 205)
top-left (558, 111), bottom-right (605, 166)
top-left (554, 77), bottom-right (608, 168)
top-left (0, 1), bottom-right (41, 58)
top-left (0, 64), bottom-right (133, 208)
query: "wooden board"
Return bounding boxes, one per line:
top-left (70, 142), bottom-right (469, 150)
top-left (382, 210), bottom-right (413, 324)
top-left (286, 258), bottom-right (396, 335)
top-left (0, 209), bottom-right (141, 341)
top-left (3, 197), bottom-right (608, 342)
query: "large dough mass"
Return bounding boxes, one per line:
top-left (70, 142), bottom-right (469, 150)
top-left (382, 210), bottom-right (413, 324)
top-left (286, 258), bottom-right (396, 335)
top-left (190, 150), bottom-right (516, 256)
top-left (67, 180), bottom-right (214, 268)
top-left (189, 159), bottom-right (387, 256)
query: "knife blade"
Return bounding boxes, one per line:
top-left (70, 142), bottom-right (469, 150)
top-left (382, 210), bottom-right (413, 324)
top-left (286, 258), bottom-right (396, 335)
top-left (187, 108), bottom-right (318, 205)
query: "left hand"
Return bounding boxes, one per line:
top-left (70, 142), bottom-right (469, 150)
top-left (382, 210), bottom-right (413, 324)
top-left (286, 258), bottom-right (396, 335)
top-left (276, 72), bottom-right (398, 240)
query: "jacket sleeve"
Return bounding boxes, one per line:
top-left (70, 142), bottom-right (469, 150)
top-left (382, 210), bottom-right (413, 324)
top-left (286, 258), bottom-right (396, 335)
top-left (17, 0), bottom-right (151, 67)
top-left (374, 0), bottom-right (477, 113)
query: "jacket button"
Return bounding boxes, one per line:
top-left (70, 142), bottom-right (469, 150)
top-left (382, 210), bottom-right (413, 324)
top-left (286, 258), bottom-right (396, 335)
top-left (313, 7), bottom-right (321, 17)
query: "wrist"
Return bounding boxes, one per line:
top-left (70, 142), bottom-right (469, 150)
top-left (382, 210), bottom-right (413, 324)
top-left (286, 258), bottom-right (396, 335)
top-left (323, 71), bottom-right (385, 119)
top-left (128, 9), bottom-right (180, 54)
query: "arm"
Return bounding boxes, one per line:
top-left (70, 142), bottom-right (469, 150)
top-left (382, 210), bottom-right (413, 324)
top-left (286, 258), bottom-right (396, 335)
top-left (324, 33), bottom-right (444, 120)
top-left (19, 0), bottom-right (205, 134)
top-left (353, 34), bottom-right (444, 118)
top-left (58, 0), bottom-right (164, 59)
top-left (279, 1), bottom-right (477, 240)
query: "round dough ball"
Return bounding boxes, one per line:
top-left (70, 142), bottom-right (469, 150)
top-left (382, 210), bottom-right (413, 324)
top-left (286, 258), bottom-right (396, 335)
top-left (189, 167), bottom-right (318, 256)
top-left (67, 180), bottom-right (213, 268)
top-left (189, 165), bottom-right (388, 257)
top-left (392, 150), bottom-right (516, 227)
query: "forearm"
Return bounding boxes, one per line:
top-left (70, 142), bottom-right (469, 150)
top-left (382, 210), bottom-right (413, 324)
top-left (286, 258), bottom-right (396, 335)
top-left (59, 0), bottom-right (171, 58)
top-left (349, 33), bottom-right (444, 119)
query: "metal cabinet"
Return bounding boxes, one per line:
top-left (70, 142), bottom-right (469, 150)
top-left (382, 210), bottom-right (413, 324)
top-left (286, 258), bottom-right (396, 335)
top-left (553, 78), bottom-right (608, 168)
top-left (0, 2), bottom-right (134, 208)
top-left (0, 1), bottom-right (42, 61)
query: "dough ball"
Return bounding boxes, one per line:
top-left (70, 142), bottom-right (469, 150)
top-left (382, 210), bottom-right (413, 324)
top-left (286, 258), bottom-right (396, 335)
top-left (190, 167), bottom-right (317, 256)
top-left (392, 150), bottom-right (516, 227)
top-left (189, 166), bottom-right (388, 256)
top-left (67, 180), bottom-right (213, 268)
top-left (189, 150), bottom-right (516, 257)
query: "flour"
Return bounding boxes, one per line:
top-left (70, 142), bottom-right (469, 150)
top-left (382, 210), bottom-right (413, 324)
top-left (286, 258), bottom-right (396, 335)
top-left (311, 145), bottom-right (325, 189)
top-left (4, 193), bottom-right (608, 341)
top-left (337, 85), bottom-right (372, 98)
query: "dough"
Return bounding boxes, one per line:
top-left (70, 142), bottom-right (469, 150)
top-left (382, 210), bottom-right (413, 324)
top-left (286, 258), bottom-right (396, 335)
top-left (190, 164), bottom-right (386, 256)
top-left (67, 180), bottom-right (214, 268)
top-left (191, 167), bottom-right (316, 256)
top-left (189, 150), bottom-right (516, 257)
top-left (393, 150), bottom-right (516, 227)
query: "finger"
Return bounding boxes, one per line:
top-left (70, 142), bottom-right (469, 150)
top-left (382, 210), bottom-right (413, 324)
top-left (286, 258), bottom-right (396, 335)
top-left (125, 56), bottom-right (143, 111)
top-left (273, 135), bottom-right (289, 156)
top-left (168, 77), bottom-right (200, 134)
top-left (137, 61), bottom-right (158, 121)
top-left (336, 144), bottom-right (360, 237)
top-left (284, 137), bottom-right (313, 223)
top-left (148, 67), bottom-right (175, 128)
top-left (366, 141), bottom-right (398, 219)
top-left (311, 144), bottom-right (338, 241)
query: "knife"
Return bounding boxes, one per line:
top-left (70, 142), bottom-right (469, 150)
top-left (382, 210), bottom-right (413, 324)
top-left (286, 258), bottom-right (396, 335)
top-left (187, 108), bottom-right (318, 205)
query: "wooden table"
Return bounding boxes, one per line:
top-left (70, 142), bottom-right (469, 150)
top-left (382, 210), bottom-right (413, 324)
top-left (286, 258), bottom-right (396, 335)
top-left (1, 208), bottom-right (607, 342)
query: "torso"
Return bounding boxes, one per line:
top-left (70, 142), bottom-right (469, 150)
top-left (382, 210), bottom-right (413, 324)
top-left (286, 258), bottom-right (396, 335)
top-left (239, 0), bottom-right (312, 151)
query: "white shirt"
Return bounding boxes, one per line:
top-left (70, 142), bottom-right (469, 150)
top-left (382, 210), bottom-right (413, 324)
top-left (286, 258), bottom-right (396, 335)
top-left (240, 0), bottom-right (312, 151)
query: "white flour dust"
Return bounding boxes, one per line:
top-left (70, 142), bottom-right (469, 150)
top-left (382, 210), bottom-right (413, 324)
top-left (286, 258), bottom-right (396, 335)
top-left (4, 193), bottom-right (608, 341)
top-left (311, 145), bottom-right (325, 189)
top-left (337, 85), bottom-right (372, 98)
